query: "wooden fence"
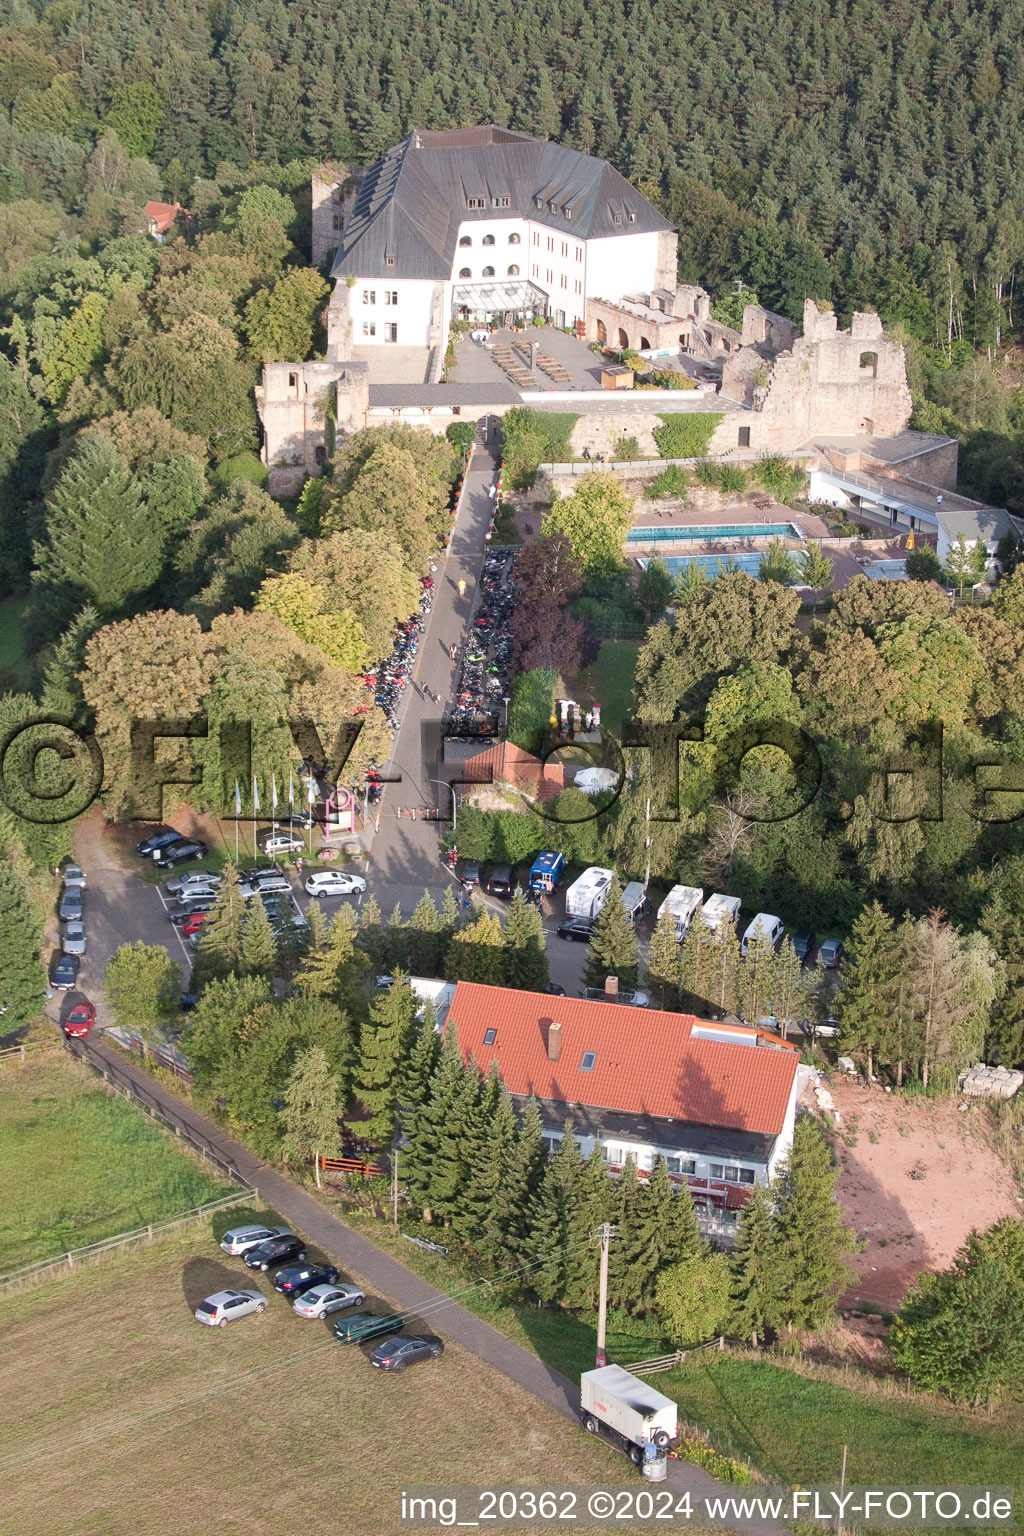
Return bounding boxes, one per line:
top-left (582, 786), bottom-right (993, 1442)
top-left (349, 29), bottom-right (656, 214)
top-left (319, 1155), bottom-right (387, 1177)
top-left (0, 1038), bottom-right (63, 1066)
top-left (624, 1338), bottom-right (726, 1374)
top-left (0, 1189), bottom-right (256, 1291)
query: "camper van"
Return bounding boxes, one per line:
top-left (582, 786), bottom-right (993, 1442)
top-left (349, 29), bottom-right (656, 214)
top-left (701, 894), bottom-right (741, 937)
top-left (657, 884), bottom-right (704, 941)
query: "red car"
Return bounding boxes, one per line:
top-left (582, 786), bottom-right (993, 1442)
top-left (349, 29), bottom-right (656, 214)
top-left (182, 912), bottom-right (209, 938)
top-left (63, 1000), bottom-right (96, 1038)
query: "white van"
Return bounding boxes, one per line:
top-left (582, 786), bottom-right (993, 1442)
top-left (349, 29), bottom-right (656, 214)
top-left (740, 913), bottom-right (784, 956)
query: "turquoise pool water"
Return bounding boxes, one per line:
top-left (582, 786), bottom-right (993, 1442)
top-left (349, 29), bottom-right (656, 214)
top-left (642, 552), bottom-right (775, 577)
top-left (627, 521), bottom-right (801, 544)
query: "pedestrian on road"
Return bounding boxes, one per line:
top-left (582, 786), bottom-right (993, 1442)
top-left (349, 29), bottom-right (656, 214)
top-left (457, 578), bottom-right (466, 597)
top-left (449, 643), bottom-right (458, 660)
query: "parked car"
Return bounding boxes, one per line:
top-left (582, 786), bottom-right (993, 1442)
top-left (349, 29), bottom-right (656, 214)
top-left (556, 919), bottom-right (593, 942)
top-left (194, 1289), bottom-right (266, 1327)
top-left (459, 860), bottom-right (481, 888)
top-left (740, 913), bottom-right (784, 957)
top-left (61, 863), bottom-right (86, 889)
top-left (792, 928), bottom-right (815, 964)
top-left (244, 873), bottom-right (292, 897)
top-left (292, 1282), bottom-right (366, 1319)
top-left (239, 864), bottom-right (279, 882)
top-left (369, 1334), bottom-right (444, 1372)
top-left (304, 870), bottom-right (366, 897)
top-left (63, 1000), bottom-right (96, 1038)
top-left (331, 1311), bottom-right (404, 1343)
top-left (545, 982), bottom-right (567, 996)
top-left (243, 1234), bottom-right (306, 1271)
top-left (273, 1262), bottom-right (340, 1297)
top-left (182, 912), bottom-right (209, 939)
top-left (169, 898), bottom-right (217, 924)
top-left (136, 827), bottom-right (182, 857)
top-left (155, 839), bottom-right (208, 869)
top-left (813, 1015), bottom-right (840, 1038)
top-left (61, 921), bottom-right (87, 955)
top-left (279, 811), bottom-right (317, 829)
top-left (219, 1224), bottom-right (291, 1256)
top-left (485, 865), bottom-right (513, 898)
top-left (256, 830), bottom-right (304, 855)
top-left (166, 870), bottom-right (223, 897)
top-left (58, 887), bottom-right (83, 922)
top-left (50, 953), bottom-right (80, 990)
top-left (818, 937), bottom-right (844, 968)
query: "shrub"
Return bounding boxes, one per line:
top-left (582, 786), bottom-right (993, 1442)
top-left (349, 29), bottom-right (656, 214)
top-left (905, 546), bottom-right (942, 581)
top-left (654, 369), bottom-right (696, 390)
top-left (614, 435), bottom-right (641, 461)
top-left (716, 464), bottom-right (747, 494)
top-left (507, 667), bottom-right (557, 755)
top-left (501, 407), bottom-right (579, 489)
top-left (694, 458), bottom-right (720, 487)
top-left (622, 350), bottom-right (648, 373)
top-left (445, 421), bottom-right (477, 455)
top-left (209, 451), bottom-right (268, 493)
top-left (755, 455), bottom-right (806, 502)
top-left (647, 464), bottom-right (690, 500)
top-left (653, 414), bottom-right (723, 459)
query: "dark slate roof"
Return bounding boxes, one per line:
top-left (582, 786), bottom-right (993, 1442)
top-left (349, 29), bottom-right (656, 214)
top-left (528, 1096), bottom-right (778, 1167)
top-left (330, 126), bottom-right (673, 282)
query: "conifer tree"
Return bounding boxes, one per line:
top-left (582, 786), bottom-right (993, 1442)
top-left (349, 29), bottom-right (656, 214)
top-left (356, 893), bottom-right (387, 971)
top-left (486, 1095), bottom-right (549, 1275)
top-left (445, 910), bottom-right (505, 984)
top-left (241, 896), bottom-right (277, 980)
top-left (560, 1144), bottom-right (614, 1309)
top-left (355, 977), bottom-right (417, 1147)
top-left (737, 932), bottom-right (776, 1024)
top-left (430, 1050), bottom-right (482, 1226)
top-left (398, 1012), bottom-right (440, 1119)
top-left (529, 1121), bottom-right (590, 1304)
top-left (304, 897), bottom-right (328, 955)
top-left (452, 1061), bottom-right (502, 1243)
top-left (191, 863), bottom-right (246, 991)
top-left (647, 907), bottom-right (683, 1009)
top-left (836, 902), bottom-right (905, 1077)
top-left (708, 921), bottom-right (741, 1013)
top-left (503, 887), bottom-right (549, 991)
top-left (583, 874), bottom-right (638, 992)
top-left (402, 1025), bottom-right (464, 1219)
top-left (679, 915), bottom-right (716, 1010)
top-left (771, 1116), bottom-right (858, 1334)
top-left (768, 937), bottom-right (808, 1038)
top-left (606, 1155), bottom-right (643, 1312)
top-left (408, 890), bottom-right (442, 976)
top-left (610, 1156), bottom-right (704, 1315)
top-left (474, 1082), bottom-right (527, 1270)
top-left (280, 1044), bottom-right (342, 1188)
top-left (294, 906), bottom-right (366, 1006)
top-left (439, 884), bottom-right (461, 949)
top-left (728, 1183), bottom-right (782, 1345)
top-left (384, 901), bottom-right (410, 973)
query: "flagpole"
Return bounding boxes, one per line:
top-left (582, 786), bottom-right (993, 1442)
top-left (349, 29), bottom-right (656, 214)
top-left (234, 779), bottom-right (240, 865)
top-left (252, 775), bottom-right (260, 863)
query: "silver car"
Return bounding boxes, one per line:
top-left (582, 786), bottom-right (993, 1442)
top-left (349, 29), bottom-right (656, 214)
top-left (219, 1223), bottom-right (290, 1256)
top-left (166, 871), bottom-right (223, 897)
top-left (61, 921), bottom-right (87, 955)
top-left (292, 1282), bottom-right (366, 1319)
top-left (61, 864), bottom-right (86, 889)
top-left (246, 874), bottom-right (292, 897)
top-left (195, 1289), bottom-right (266, 1327)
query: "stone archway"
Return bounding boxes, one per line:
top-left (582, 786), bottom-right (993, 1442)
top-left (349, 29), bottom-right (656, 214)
top-left (618, 328), bottom-right (629, 349)
top-left (596, 319), bottom-right (607, 346)
top-left (640, 336), bottom-right (651, 350)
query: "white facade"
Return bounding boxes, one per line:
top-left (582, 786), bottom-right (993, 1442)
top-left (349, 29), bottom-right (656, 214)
top-left (584, 231), bottom-right (664, 314)
top-left (350, 276), bottom-right (439, 348)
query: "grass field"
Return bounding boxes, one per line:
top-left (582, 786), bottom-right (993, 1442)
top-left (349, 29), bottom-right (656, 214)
top-left (569, 640), bottom-right (640, 739)
top-left (0, 595), bottom-right (31, 688)
top-left (336, 1205), bottom-right (1024, 1502)
top-left (0, 1058), bottom-right (233, 1269)
top-left (0, 1224), bottom-right (627, 1536)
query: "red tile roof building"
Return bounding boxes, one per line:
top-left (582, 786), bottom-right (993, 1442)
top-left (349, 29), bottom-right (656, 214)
top-left (460, 740), bottom-right (564, 802)
top-left (445, 982), bottom-right (801, 1242)
top-left (144, 201), bottom-right (183, 240)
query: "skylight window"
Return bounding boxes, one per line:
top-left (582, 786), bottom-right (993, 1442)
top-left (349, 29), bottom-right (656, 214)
top-left (580, 1051), bottom-right (597, 1072)
top-left (483, 1028), bottom-right (497, 1046)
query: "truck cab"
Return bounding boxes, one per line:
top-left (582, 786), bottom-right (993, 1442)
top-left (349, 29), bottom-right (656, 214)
top-left (529, 851), bottom-right (566, 893)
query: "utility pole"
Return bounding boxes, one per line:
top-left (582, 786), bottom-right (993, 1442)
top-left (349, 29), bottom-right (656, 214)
top-left (595, 1222), bottom-right (616, 1367)
top-left (391, 1143), bottom-right (400, 1232)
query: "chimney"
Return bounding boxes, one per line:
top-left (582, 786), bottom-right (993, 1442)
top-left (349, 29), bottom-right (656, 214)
top-left (546, 1019), bottom-right (562, 1061)
top-left (604, 975), bottom-right (619, 1003)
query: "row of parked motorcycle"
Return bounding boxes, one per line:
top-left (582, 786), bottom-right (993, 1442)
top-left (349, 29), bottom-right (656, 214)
top-left (366, 573), bottom-right (435, 730)
top-left (446, 549), bottom-right (518, 737)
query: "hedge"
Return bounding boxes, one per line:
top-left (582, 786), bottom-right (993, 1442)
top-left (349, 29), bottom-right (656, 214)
top-left (508, 667), bottom-right (556, 755)
top-left (653, 414), bottom-right (724, 459)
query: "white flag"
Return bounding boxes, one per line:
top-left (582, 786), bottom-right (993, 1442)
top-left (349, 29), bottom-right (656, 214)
top-left (234, 779), bottom-right (241, 816)
top-left (307, 772), bottom-right (316, 805)
top-left (271, 773), bottom-right (278, 812)
top-left (289, 774), bottom-right (295, 809)
top-left (252, 776), bottom-right (260, 813)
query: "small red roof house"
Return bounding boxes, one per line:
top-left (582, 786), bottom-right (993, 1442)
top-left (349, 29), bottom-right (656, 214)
top-left (144, 201), bottom-right (183, 242)
top-left (460, 740), bottom-right (564, 802)
top-left (445, 982), bottom-right (801, 1242)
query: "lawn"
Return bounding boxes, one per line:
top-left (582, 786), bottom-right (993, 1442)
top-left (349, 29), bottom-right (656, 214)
top-left (0, 1225), bottom-right (626, 1536)
top-left (0, 595), bottom-right (32, 688)
top-left (569, 640), bottom-right (640, 739)
top-left (0, 1058), bottom-right (233, 1270)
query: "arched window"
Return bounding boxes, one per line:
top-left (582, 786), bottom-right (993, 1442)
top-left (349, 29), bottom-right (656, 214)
top-left (507, 264), bottom-right (520, 276)
top-left (459, 268), bottom-right (471, 278)
top-left (508, 232), bottom-right (521, 244)
top-left (482, 266), bottom-right (495, 277)
top-left (482, 234), bottom-right (495, 246)
top-left (459, 236), bottom-right (472, 247)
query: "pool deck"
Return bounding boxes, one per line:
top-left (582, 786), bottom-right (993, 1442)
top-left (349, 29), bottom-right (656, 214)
top-left (630, 494), bottom-right (831, 540)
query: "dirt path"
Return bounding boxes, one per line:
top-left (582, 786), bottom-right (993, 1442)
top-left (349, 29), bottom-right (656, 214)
top-left (829, 1079), bottom-right (1022, 1308)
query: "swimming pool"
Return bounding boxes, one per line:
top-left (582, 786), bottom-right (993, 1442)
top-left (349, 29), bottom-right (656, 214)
top-left (863, 559), bottom-right (908, 581)
top-left (627, 521), bottom-right (802, 544)
top-left (641, 552), bottom-right (780, 577)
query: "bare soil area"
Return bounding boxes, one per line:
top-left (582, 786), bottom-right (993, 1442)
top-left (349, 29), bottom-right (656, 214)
top-left (826, 1079), bottom-right (1023, 1309)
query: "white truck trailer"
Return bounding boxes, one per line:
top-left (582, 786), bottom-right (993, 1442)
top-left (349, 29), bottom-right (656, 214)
top-left (700, 893), bottom-right (741, 937)
top-left (564, 867), bottom-right (615, 922)
top-left (580, 1365), bottom-right (677, 1468)
top-left (657, 884), bottom-right (704, 941)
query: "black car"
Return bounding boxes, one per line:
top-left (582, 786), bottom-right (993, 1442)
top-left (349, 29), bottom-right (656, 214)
top-left (556, 919), bottom-right (593, 942)
top-left (485, 866), bottom-right (513, 898)
top-left (279, 811), bottom-right (317, 829)
top-left (169, 898), bottom-right (217, 925)
top-left (155, 839), bottom-right (208, 869)
top-left (369, 1334), bottom-right (444, 1372)
top-left (273, 1262), bottom-right (340, 1297)
top-left (49, 952), bottom-right (81, 990)
top-left (459, 860), bottom-right (481, 888)
top-left (243, 1234), bottom-right (306, 1271)
top-left (544, 982), bottom-right (567, 995)
top-left (136, 828), bottom-right (183, 857)
top-left (792, 928), bottom-right (815, 964)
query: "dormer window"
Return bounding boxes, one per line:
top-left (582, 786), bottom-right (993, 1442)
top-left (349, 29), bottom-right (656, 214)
top-left (385, 255), bottom-right (395, 265)
top-left (491, 195), bottom-right (510, 208)
top-left (613, 213), bottom-right (622, 225)
top-left (548, 200), bottom-right (557, 213)
top-left (534, 197), bottom-right (543, 209)
top-left (466, 196), bottom-right (486, 210)
top-left (627, 210), bottom-right (636, 223)
top-left (565, 208), bottom-right (572, 220)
